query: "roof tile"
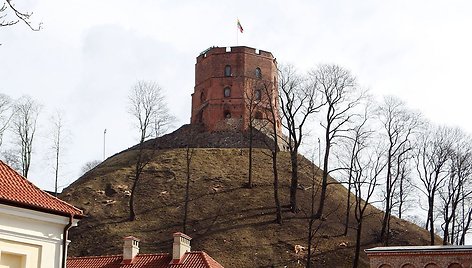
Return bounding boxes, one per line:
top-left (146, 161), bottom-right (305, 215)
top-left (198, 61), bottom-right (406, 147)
top-left (0, 160), bottom-right (83, 217)
top-left (67, 252), bottom-right (224, 268)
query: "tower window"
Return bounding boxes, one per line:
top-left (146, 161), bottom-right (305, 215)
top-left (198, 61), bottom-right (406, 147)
top-left (200, 90), bottom-right (205, 102)
top-left (255, 89), bottom-right (261, 101)
top-left (255, 67), bottom-right (262, 79)
top-left (225, 65), bottom-right (231, 77)
top-left (224, 87), bottom-right (231, 97)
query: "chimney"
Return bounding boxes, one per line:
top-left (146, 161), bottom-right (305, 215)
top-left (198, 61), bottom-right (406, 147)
top-left (122, 236), bottom-right (140, 264)
top-left (172, 232), bottom-right (192, 263)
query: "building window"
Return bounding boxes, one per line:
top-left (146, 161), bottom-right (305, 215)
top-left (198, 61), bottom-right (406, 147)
top-left (255, 67), bottom-right (262, 79)
top-left (255, 89), bottom-right (261, 101)
top-left (224, 87), bottom-right (231, 97)
top-left (224, 111), bottom-right (231, 118)
top-left (225, 65), bottom-right (231, 77)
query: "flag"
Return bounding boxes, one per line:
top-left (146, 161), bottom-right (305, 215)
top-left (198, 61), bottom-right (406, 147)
top-left (237, 19), bottom-right (244, 33)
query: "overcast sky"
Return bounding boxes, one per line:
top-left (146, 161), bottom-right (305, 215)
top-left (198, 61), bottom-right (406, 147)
top-left (1, 0), bottom-right (472, 191)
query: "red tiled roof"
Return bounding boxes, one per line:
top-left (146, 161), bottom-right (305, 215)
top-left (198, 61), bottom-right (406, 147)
top-left (0, 160), bottom-right (84, 218)
top-left (67, 252), bottom-right (224, 268)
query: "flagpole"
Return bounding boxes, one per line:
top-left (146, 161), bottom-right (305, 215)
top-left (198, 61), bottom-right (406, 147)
top-left (236, 19), bottom-right (239, 45)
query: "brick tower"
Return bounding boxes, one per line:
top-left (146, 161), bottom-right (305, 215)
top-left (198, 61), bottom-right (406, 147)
top-left (190, 46), bottom-right (281, 134)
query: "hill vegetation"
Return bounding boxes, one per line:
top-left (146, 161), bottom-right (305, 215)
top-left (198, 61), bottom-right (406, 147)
top-left (61, 130), bottom-right (434, 267)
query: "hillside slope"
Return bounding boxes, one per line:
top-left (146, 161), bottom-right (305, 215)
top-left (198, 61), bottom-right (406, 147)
top-left (61, 139), bottom-right (433, 267)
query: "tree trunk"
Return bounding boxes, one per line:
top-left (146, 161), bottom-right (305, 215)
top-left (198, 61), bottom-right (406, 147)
top-left (248, 126), bottom-right (253, 188)
top-left (315, 134), bottom-right (331, 219)
top-left (380, 151), bottom-right (393, 243)
top-left (428, 195), bottom-right (435, 245)
top-left (273, 150), bottom-right (282, 224)
top-left (344, 142), bottom-right (356, 236)
top-left (353, 221), bottom-right (363, 268)
top-left (289, 149), bottom-right (299, 212)
top-left (129, 146), bottom-right (144, 221)
top-left (129, 177), bottom-right (138, 221)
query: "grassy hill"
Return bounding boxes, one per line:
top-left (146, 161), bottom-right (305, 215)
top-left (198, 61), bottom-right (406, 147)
top-left (61, 130), bottom-right (433, 267)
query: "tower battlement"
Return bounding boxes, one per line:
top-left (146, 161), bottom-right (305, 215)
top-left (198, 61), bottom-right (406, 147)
top-left (197, 46), bottom-right (274, 63)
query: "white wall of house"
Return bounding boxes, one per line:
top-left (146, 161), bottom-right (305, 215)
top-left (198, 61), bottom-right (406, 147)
top-left (0, 204), bottom-right (78, 268)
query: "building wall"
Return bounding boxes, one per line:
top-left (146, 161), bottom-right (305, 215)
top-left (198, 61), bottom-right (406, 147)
top-left (367, 251), bottom-right (472, 268)
top-left (0, 204), bottom-right (78, 268)
top-left (191, 46), bottom-right (281, 134)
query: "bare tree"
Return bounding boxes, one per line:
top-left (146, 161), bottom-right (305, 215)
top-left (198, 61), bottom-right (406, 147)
top-left (352, 144), bottom-right (384, 268)
top-left (438, 130), bottom-right (472, 245)
top-left (393, 159), bottom-right (415, 219)
top-left (128, 81), bottom-right (172, 221)
top-left (279, 64), bottom-right (323, 212)
top-left (343, 103), bottom-right (373, 236)
top-left (457, 192), bottom-right (472, 245)
top-left (0, 0), bottom-right (41, 30)
top-left (415, 125), bottom-right (456, 245)
top-left (0, 93), bottom-right (12, 147)
top-left (152, 109), bottom-right (175, 138)
top-left (312, 64), bottom-right (363, 219)
top-left (244, 80), bottom-right (262, 189)
top-left (1, 148), bottom-right (20, 170)
top-left (12, 95), bottom-right (41, 178)
top-left (306, 139), bottom-right (322, 268)
top-left (259, 80), bottom-right (283, 224)
top-left (49, 110), bottom-right (69, 196)
top-left (81, 160), bottom-right (101, 175)
top-left (377, 96), bottom-right (420, 244)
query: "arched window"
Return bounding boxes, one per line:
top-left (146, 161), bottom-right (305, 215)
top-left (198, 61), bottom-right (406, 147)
top-left (224, 111), bottom-right (231, 118)
top-left (224, 87), bottom-right (231, 97)
top-left (255, 67), bottom-right (262, 78)
top-left (225, 65), bottom-right (231, 77)
top-left (255, 89), bottom-right (261, 101)
top-left (200, 90), bottom-right (205, 102)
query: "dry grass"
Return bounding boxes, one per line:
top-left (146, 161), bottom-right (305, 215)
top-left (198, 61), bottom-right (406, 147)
top-left (61, 148), bottom-right (433, 268)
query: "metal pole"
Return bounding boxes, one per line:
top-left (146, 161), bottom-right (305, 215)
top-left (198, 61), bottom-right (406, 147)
top-left (103, 129), bottom-right (107, 160)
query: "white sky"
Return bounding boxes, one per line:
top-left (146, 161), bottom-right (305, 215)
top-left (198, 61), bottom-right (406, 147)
top-left (1, 0), bottom-right (472, 191)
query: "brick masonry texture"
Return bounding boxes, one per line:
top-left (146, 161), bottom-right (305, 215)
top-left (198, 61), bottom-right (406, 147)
top-left (190, 46), bottom-right (281, 134)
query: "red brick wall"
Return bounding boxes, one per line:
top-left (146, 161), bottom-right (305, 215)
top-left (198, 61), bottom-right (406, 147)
top-left (191, 46), bottom-right (281, 133)
top-left (367, 250), bottom-right (472, 268)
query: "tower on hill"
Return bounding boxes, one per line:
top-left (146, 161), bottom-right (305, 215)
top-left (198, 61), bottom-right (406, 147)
top-left (190, 46), bottom-right (282, 134)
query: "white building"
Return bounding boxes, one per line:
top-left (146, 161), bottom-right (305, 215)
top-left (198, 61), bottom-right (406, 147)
top-left (0, 161), bottom-right (84, 268)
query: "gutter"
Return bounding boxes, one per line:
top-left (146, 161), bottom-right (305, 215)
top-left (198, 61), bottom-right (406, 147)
top-left (62, 214), bottom-right (74, 268)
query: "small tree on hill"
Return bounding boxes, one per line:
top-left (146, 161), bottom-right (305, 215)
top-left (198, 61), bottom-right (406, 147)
top-left (244, 80), bottom-right (262, 189)
top-left (128, 81), bottom-right (173, 221)
top-left (415, 125), bottom-right (456, 245)
top-left (377, 96), bottom-right (420, 244)
top-left (343, 103), bottom-right (373, 236)
top-left (81, 159), bottom-right (101, 175)
top-left (313, 64), bottom-right (363, 219)
top-left (279, 64), bottom-right (323, 212)
top-left (258, 79), bottom-right (283, 224)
